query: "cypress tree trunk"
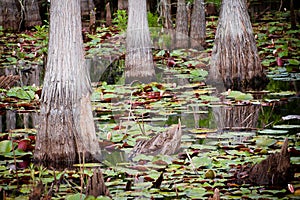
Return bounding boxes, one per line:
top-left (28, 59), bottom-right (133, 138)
top-left (34, 0), bottom-right (101, 167)
top-left (190, 0), bottom-right (206, 49)
top-left (175, 0), bottom-right (188, 48)
top-left (209, 0), bottom-right (266, 91)
top-left (24, 0), bottom-right (42, 28)
top-left (125, 0), bottom-right (156, 84)
top-left (0, 0), bottom-right (20, 31)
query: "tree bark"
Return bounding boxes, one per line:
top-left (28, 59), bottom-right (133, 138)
top-left (212, 104), bottom-right (260, 131)
top-left (175, 0), bottom-right (189, 48)
top-left (106, 2), bottom-right (112, 27)
top-left (118, 0), bottom-right (128, 10)
top-left (190, 0), bottom-right (206, 49)
top-left (34, 0), bottom-right (101, 167)
top-left (125, 0), bottom-right (156, 84)
top-left (159, 0), bottom-right (173, 29)
top-left (209, 0), bottom-right (266, 91)
top-left (24, 0), bottom-right (42, 28)
top-left (81, 0), bottom-right (96, 32)
top-left (238, 138), bottom-right (293, 186)
top-left (0, 0), bottom-right (20, 31)
top-left (86, 168), bottom-right (110, 197)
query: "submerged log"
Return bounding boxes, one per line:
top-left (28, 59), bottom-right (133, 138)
top-left (0, 75), bottom-right (20, 89)
top-left (128, 119), bottom-right (182, 160)
top-left (238, 138), bottom-right (293, 186)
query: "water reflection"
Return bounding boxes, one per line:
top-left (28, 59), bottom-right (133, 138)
top-left (212, 104), bottom-right (260, 131)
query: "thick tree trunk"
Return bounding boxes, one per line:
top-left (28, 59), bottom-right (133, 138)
top-left (0, 0), bottom-right (20, 31)
top-left (175, 0), bottom-right (189, 48)
top-left (125, 0), bottom-right (156, 84)
top-left (34, 0), bottom-right (101, 167)
top-left (24, 0), bottom-right (42, 28)
top-left (209, 0), bottom-right (266, 91)
top-left (190, 0), bottom-right (206, 49)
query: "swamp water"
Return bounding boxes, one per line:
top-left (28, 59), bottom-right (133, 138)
top-left (0, 58), bottom-right (299, 199)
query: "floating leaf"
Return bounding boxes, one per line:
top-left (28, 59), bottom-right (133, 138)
top-left (186, 187), bottom-right (207, 198)
top-left (200, 95), bottom-right (220, 102)
top-left (73, 163), bottom-right (102, 168)
top-left (0, 140), bottom-right (12, 153)
top-left (224, 91), bottom-right (253, 100)
top-left (191, 156), bottom-right (212, 168)
top-left (288, 59), bottom-right (300, 65)
top-left (7, 87), bottom-right (35, 100)
top-left (273, 124), bottom-right (300, 129)
top-left (65, 193), bottom-right (86, 200)
top-left (255, 137), bottom-right (277, 147)
top-left (258, 129), bottom-right (288, 135)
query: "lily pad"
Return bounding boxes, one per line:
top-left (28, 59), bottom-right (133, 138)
top-left (0, 140), bottom-right (13, 154)
top-left (258, 129), bottom-right (288, 135)
top-left (273, 125), bottom-right (300, 129)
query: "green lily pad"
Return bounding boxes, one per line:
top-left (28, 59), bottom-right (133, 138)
top-left (65, 193), bottom-right (86, 200)
top-left (224, 91), bottom-right (253, 100)
top-left (0, 140), bottom-right (12, 153)
top-left (73, 163), bottom-right (102, 168)
top-left (200, 95), bottom-right (220, 102)
top-left (191, 156), bottom-right (212, 168)
top-left (258, 129), bottom-right (288, 135)
top-left (273, 125), bottom-right (300, 129)
top-left (288, 59), bottom-right (300, 65)
top-left (255, 137), bottom-right (277, 147)
top-left (186, 187), bottom-right (207, 198)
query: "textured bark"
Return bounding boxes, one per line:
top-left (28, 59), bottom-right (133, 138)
top-left (105, 2), bottom-right (112, 26)
top-left (238, 138), bottom-right (293, 186)
top-left (175, 0), bottom-right (189, 48)
top-left (0, 0), bottom-right (20, 31)
top-left (209, 0), bottom-right (266, 91)
top-left (34, 0), bottom-right (101, 167)
top-left (81, 0), bottom-right (95, 31)
top-left (190, 0), bottom-right (206, 49)
top-left (158, 0), bottom-right (173, 29)
top-left (86, 168), bottom-right (110, 197)
top-left (0, 75), bottom-right (20, 89)
top-left (128, 120), bottom-right (182, 160)
top-left (24, 0), bottom-right (42, 28)
top-left (118, 0), bottom-right (128, 10)
top-left (213, 104), bottom-right (260, 131)
top-left (125, 0), bottom-right (156, 84)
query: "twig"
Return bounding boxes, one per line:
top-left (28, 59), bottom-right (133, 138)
top-left (185, 149), bottom-right (199, 175)
top-left (279, 0), bottom-right (283, 11)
